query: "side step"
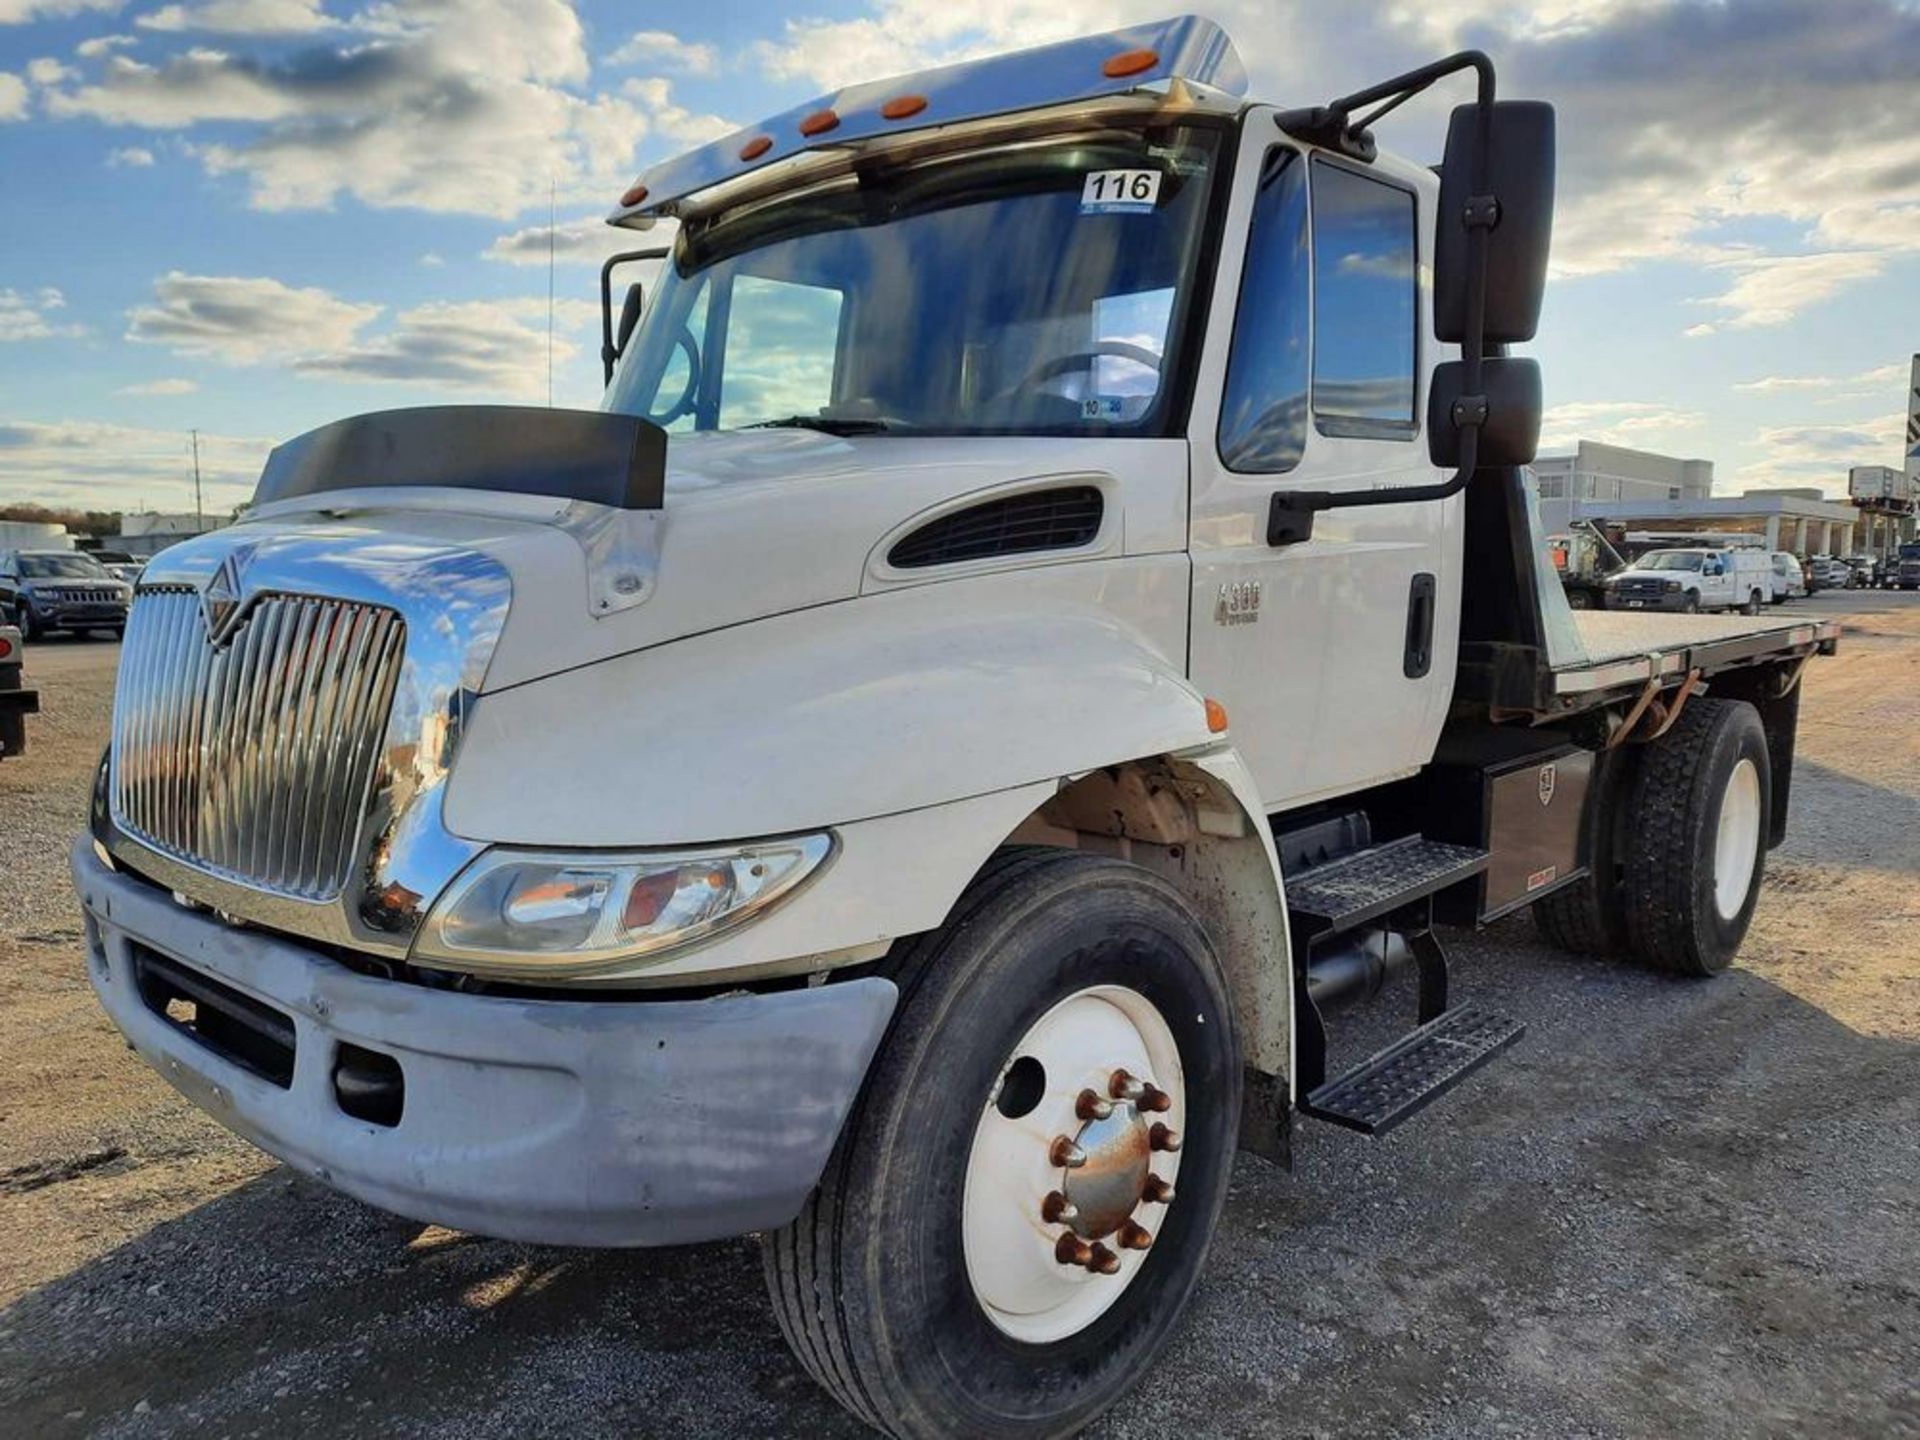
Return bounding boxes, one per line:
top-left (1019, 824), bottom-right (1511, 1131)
top-left (1301, 1004), bottom-right (1525, 1135)
top-left (1285, 835), bottom-right (1488, 937)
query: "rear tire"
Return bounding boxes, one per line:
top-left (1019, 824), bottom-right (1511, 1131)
top-left (1742, 590), bottom-right (1763, 615)
top-left (764, 847), bottom-right (1241, 1439)
top-left (1623, 699), bottom-right (1770, 977)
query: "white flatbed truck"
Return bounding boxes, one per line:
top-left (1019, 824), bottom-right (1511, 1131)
top-left (73, 18), bottom-right (1838, 1437)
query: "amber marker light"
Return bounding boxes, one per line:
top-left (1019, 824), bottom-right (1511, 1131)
top-left (1102, 48), bottom-right (1159, 79)
top-left (618, 182), bottom-right (648, 207)
top-left (739, 135), bottom-right (772, 161)
top-left (799, 109), bottom-right (841, 137)
top-left (1205, 698), bottom-right (1229, 734)
top-left (880, 94), bottom-right (928, 120)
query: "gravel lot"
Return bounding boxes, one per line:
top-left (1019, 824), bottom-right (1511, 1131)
top-left (2, 591), bottom-right (1916, 1439)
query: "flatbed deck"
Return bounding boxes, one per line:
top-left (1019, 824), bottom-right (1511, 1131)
top-left (1553, 609), bottom-right (1839, 702)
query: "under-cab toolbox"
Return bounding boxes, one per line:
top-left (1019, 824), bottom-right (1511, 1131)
top-left (75, 16), bottom-right (1837, 1438)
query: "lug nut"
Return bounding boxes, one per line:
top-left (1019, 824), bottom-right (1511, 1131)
top-left (1050, 1136), bottom-right (1089, 1169)
top-left (1118, 1220), bottom-right (1154, 1251)
top-left (1142, 1175), bottom-right (1176, 1205)
top-left (1076, 1088), bottom-right (1114, 1121)
top-left (1150, 1123), bottom-right (1182, 1153)
top-left (1087, 1243), bottom-right (1121, 1275)
top-left (1109, 1069), bottom-right (1146, 1103)
top-left (1054, 1233), bottom-right (1094, 1268)
top-left (1042, 1190), bottom-right (1078, 1224)
top-left (1138, 1084), bottom-right (1173, 1114)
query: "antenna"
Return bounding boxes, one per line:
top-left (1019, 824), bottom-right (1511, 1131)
top-left (190, 429), bottom-right (204, 528)
top-left (547, 177), bottom-right (556, 409)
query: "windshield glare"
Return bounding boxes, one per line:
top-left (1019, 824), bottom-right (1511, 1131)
top-left (18, 553), bottom-right (109, 579)
top-left (1640, 552), bottom-right (1706, 572)
top-left (605, 126), bottom-right (1223, 438)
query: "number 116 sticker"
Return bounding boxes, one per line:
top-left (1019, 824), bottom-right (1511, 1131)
top-left (1081, 170), bottom-right (1162, 214)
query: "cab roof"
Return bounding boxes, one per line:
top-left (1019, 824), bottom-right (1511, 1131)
top-left (607, 14), bottom-right (1247, 227)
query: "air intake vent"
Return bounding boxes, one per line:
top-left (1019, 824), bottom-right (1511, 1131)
top-left (888, 487), bottom-right (1104, 569)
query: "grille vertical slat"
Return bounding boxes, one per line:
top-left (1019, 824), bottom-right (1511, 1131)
top-left (111, 589), bottom-right (406, 902)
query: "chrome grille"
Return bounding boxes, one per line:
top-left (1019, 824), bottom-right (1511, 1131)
top-left (111, 587), bottom-right (406, 900)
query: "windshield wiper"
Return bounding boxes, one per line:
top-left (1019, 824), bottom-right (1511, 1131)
top-left (743, 415), bottom-right (894, 436)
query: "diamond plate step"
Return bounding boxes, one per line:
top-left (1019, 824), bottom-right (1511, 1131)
top-left (1301, 1004), bottom-right (1524, 1135)
top-left (1285, 836), bottom-right (1488, 936)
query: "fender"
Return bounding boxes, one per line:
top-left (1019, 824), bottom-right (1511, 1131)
top-left (444, 555), bottom-right (1201, 848)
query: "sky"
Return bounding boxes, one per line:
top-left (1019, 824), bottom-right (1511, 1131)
top-left (0, 0), bottom-right (1914, 515)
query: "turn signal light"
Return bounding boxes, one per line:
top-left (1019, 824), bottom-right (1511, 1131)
top-left (799, 109), bottom-right (840, 137)
top-left (618, 182), bottom-right (649, 207)
top-left (1102, 48), bottom-right (1159, 79)
top-left (1205, 697), bottom-right (1229, 734)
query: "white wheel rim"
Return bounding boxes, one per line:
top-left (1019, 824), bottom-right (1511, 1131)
top-left (961, 985), bottom-right (1185, 1345)
top-left (1713, 757), bottom-right (1763, 921)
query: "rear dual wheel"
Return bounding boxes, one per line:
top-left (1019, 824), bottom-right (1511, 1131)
top-left (765, 848), bottom-right (1240, 1439)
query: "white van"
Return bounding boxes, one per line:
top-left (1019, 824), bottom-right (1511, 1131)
top-left (1607, 547), bottom-right (1774, 613)
top-left (1769, 551), bottom-right (1807, 603)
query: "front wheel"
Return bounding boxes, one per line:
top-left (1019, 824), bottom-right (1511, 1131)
top-left (765, 848), bottom-right (1241, 1439)
top-left (1680, 593), bottom-right (1701, 614)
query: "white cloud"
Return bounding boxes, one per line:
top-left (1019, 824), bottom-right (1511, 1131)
top-left (486, 214), bottom-right (662, 267)
top-left (1685, 251), bottom-right (1889, 335)
top-left (42, 0), bottom-right (651, 218)
top-left (0, 0), bottom-right (122, 23)
top-left (608, 29), bottom-right (717, 76)
top-left (76, 33), bottom-right (137, 57)
top-left (27, 56), bottom-right (78, 85)
top-left (418, 250), bottom-right (443, 266)
top-left (1735, 363), bottom-right (1905, 394)
top-left (138, 0), bottom-right (337, 33)
top-left (107, 144), bottom-right (155, 166)
top-left (1733, 410), bottom-right (1906, 494)
top-left (0, 287), bottom-right (83, 342)
top-left (0, 419), bottom-right (268, 511)
top-left (621, 76), bottom-right (732, 146)
top-left (1538, 399), bottom-right (1705, 453)
top-left (118, 377), bottom-right (199, 395)
top-left (127, 271), bottom-right (381, 362)
top-left (293, 296), bottom-right (595, 399)
top-left (0, 73), bottom-right (25, 122)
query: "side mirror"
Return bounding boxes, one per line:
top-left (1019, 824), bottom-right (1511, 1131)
top-left (1434, 100), bottom-right (1555, 345)
top-left (614, 283), bottom-right (645, 357)
top-left (1427, 356), bottom-right (1541, 468)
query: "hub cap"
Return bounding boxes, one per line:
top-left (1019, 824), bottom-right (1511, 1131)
top-left (962, 985), bottom-right (1184, 1344)
top-left (1713, 757), bottom-right (1762, 921)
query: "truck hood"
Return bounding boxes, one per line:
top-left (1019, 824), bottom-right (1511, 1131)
top-left (149, 428), bottom-right (1182, 692)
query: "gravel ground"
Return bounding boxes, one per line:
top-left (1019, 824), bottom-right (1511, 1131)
top-left (1, 592), bottom-right (1916, 1439)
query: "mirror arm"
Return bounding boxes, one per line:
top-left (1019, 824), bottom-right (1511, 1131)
top-left (600, 246), bottom-right (670, 384)
top-left (1269, 54), bottom-right (1498, 547)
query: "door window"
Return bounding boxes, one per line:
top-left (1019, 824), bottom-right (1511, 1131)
top-left (1217, 148), bottom-right (1310, 472)
top-left (1310, 159), bottom-right (1417, 437)
top-left (716, 276), bottom-right (845, 429)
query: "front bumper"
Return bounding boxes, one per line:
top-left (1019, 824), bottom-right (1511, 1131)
top-left (1605, 587), bottom-right (1693, 612)
top-left (73, 839), bottom-right (897, 1246)
top-left (29, 597), bottom-right (127, 629)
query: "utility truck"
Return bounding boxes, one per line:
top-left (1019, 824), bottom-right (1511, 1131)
top-left (74, 19), bottom-right (1839, 1437)
top-left (1605, 545), bottom-right (1775, 614)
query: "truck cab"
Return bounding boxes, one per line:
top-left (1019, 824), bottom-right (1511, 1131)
top-left (71, 18), bottom-right (1838, 1437)
top-left (1896, 541), bottom-right (1920, 590)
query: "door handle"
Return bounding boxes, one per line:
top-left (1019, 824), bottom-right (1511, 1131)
top-left (1404, 572), bottom-right (1437, 678)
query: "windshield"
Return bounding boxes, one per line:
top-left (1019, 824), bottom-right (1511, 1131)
top-left (1900, 544), bottom-right (1920, 561)
top-left (605, 125), bottom-right (1224, 438)
top-left (18, 553), bottom-right (109, 579)
top-left (1640, 552), bottom-right (1706, 572)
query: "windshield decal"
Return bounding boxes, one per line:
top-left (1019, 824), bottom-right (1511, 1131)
top-left (1081, 170), bottom-right (1161, 214)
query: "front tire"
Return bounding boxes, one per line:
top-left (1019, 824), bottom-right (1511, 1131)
top-left (1623, 699), bottom-right (1770, 977)
top-left (1679, 593), bottom-right (1701, 614)
top-left (764, 848), bottom-right (1241, 1439)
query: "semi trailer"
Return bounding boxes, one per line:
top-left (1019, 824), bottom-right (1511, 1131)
top-left (74, 18), bottom-right (1839, 1438)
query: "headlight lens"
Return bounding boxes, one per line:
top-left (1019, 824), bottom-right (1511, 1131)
top-left (1663, 579), bottom-right (1682, 592)
top-left (415, 833), bottom-right (833, 973)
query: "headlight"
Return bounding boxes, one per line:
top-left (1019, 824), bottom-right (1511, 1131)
top-left (413, 833), bottom-right (833, 974)
top-left (1663, 580), bottom-right (1682, 592)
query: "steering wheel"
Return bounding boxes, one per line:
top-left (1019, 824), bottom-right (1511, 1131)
top-left (1004, 340), bottom-right (1165, 398)
top-left (644, 327), bottom-right (702, 426)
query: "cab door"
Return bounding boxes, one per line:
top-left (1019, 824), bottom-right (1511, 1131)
top-left (1186, 113), bottom-right (1459, 811)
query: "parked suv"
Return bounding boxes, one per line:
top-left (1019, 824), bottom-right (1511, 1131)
top-left (0, 550), bottom-right (131, 640)
top-left (1605, 547), bottom-right (1772, 613)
